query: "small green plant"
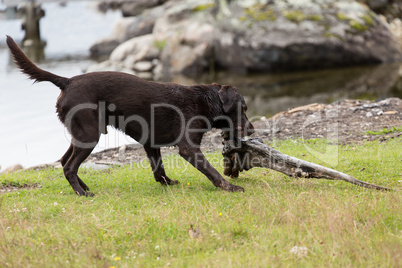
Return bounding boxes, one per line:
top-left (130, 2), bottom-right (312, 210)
top-left (153, 39), bottom-right (167, 51)
top-left (1, 180), bottom-right (23, 187)
top-left (366, 126), bottom-right (402, 135)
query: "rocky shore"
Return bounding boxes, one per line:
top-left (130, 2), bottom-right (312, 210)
top-left (87, 0), bottom-right (402, 79)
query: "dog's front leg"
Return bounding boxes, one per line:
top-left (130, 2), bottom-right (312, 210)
top-left (144, 146), bottom-right (179, 185)
top-left (178, 145), bottom-right (244, 192)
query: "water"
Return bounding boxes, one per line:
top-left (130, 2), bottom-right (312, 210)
top-left (0, 2), bottom-right (401, 170)
top-left (0, 2), bottom-right (135, 170)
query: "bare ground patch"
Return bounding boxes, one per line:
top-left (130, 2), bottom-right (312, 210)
top-left (0, 182), bottom-right (42, 195)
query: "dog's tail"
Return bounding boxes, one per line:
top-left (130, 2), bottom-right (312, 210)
top-left (6, 35), bottom-right (69, 90)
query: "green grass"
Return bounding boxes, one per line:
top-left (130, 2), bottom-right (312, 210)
top-left (366, 126), bottom-right (402, 136)
top-left (1, 138), bottom-right (401, 267)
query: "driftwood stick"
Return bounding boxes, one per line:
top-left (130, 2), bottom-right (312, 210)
top-left (222, 136), bottom-right (391, 191)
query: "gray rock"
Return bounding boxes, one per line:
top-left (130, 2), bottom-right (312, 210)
top-left (89, 4), bottom-right (165, 58)
top-left (114, 14), bottom-right (158, 42)
top-left (133, 61), bottom-right (153, 72)
top-left (118, 144), bottom-right (126, 162)
top-left (90, 37), bottom-right (121, 58)
top-left (367, 0), bottom-right (389, 10)
top-left (81, 162), bottom-right (110, 171)
top-left (136, 72), bottom-right (153, 80)
top-left (2, 164), bottom-right (24, 173)
top-left (124, 16), bottom-right (155, 40)
top-left (161, 41), bottom-right (212, 75)
top-left (152, 62), bottom-right (164, 79)
top-left (153, 0), bottom-right (216, 75)
top-left (121, 0), bottom-right (166, 17)
top-left (85, 60), bottom-right (134, 74)
top-left (110, 34), bottom-right (160, 70)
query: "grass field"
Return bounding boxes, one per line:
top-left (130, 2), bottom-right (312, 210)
top-left (1, 138), bottom-right (401, 267)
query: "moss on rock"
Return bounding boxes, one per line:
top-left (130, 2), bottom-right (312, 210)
top-left (283, 10), bottom-right (307, 23)
top-left (361, 14), bottom-right (374, 26)
top-left (336, 13), bottom-right (350, 21)
top-left (349, 19), bottom-right (368, 32)
top-left (243, 4), bottom-right (277, 22)
top-left (192, 3), bottom-right (215, 12)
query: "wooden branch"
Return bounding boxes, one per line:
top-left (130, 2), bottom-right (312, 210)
top-left (222, 137), bottom-right (392, 191)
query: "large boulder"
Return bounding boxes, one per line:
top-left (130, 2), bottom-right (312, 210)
top-left (110, 34), bottom-right (160, 66)
top-left (88, 0), bottom-right (402, 77)
top-left (87, 34), bottom-right (161, 79)
top-left (212, 0), bottom-right (402, 72)
top-left (90, 4), bottom-right (165, 57)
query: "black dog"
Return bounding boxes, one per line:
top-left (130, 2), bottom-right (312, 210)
top-left (6, 35), bottom-right (254, 196)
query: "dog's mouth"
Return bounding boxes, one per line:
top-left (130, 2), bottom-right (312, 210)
top-left (237, 126), bottom-right (246, 137)
top-left (237, 126), bottom-right (255, 137)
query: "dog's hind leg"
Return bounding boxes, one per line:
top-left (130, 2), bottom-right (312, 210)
top-left (63, 145), bottom-right (97, 196)
top-left (60, 144), bottom-right (73, 167)
top-left (60, 143), bottom-right (90, 191)
top-left (144, 146), bottom-right (179, 185)
top-left (61, 143), bottom-right (92, 192)
top-left (62, 113), bottom-right (100, 196)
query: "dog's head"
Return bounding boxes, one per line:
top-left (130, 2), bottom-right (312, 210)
top-left (214, 84), bottom-right (255, 137)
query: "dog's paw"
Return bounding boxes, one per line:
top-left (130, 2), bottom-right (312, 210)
top-left (75, 189), bottom-right (95, 197)
top-left (219, 180), bottom-right (245, 193)
top-left (84, 191), bottom-right (95, 197)
top-left (165, 179), bottom-right (180, 185)
top-left (158, 176), bottom-right (180, 186)
top-left (228, 184), bottom-right (245, 193)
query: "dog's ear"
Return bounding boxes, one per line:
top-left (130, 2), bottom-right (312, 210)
top-left (218, 85), bottom-right (237, 113)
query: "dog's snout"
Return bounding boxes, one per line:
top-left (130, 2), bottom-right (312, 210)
top-left (238, 122), bottom-right (255, 137)
top-left (246, 123), bottom-right (255, 136)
